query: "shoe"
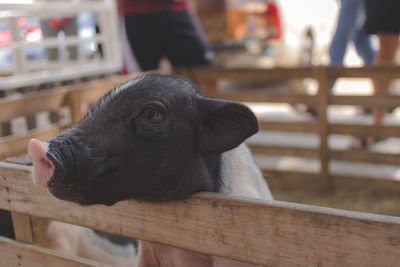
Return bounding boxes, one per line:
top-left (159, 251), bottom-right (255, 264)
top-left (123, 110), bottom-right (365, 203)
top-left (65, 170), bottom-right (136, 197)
top-left (349, 136), bottom-right (387, 150)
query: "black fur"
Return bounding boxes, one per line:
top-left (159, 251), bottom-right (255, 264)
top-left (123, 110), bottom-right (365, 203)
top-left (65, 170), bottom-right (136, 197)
top-left (45, 74), bottom-right (258, 206)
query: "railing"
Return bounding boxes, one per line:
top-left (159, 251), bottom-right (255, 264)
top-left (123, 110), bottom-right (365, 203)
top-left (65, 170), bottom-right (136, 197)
top-left (0, 67), bottom-right (400, 265)
top-left (1, 162), bottom-right (400, 266)
top-left (175, 65), bottom-right (400, 191)
top-left (0, 1), bottom-right (122, 90)
top-left (0, 74), bottom-right (132, 159)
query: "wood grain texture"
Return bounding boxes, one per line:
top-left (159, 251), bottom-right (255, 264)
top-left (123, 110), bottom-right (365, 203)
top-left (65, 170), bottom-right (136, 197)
top-left (176, 65), bottom-right (400, 82)
top-left (206, 91), bottom-right (316, 105)
top-left (1, 163), bottom-right (400, 266)
top-left (10, 211), bottom-right (34, 243)
top-left (0, 88), bottom-right (68, 123)
top-left (259, 121), bottom-right (320, 133)
top-left (0, 236), bottom-right (107, 267)
top-left (330, 149), bottom-right (400, 165)
top-left (315, 67), bottom-right (331, 191)
top-left (0, 126), bottom-right (60, 160)
top-left (249, 144), bottom-right (318, 158)
top-left (330, 123), bottom-right (400, 138)
top-left (30, 215), bottom-right (48, 247)
top-left (331, 95), bottom-right (400, 108)
top-left (176, 66), bottom-right (315, 82)
top-left (327, 65), bottom-right (400, 79)
top-left (251, 145), bottom-right (400, 166)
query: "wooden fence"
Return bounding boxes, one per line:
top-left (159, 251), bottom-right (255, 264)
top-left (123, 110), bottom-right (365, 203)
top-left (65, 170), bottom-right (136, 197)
top-left (176, 65), bottom-right (400, 191)
top-left (1, 161), bottom-right (400, 266)
top-left (0, 75), bottom-right (133, 160)
top-left (0, 66), bottom-right (400, 266)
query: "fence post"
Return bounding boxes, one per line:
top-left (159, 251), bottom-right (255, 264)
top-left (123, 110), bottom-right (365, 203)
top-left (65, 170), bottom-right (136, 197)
top-left (179, 68), bottom-right (218, 93)
top-left (10, 212), bottom-right (47, 247)
top-left (10, 212), bottom-right (34, 243)
top-left (66, 89), bottom-right (82, 124)
top-left (315, 66), bottom-right (332, 191)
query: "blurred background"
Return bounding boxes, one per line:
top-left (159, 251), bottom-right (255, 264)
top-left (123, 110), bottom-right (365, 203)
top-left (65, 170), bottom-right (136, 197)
top-left (1, 0), bottom-right (400, 215)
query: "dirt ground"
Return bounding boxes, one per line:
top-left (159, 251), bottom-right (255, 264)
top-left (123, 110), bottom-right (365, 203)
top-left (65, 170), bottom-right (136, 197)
top-left (271, 185), bottom-right (400, 217)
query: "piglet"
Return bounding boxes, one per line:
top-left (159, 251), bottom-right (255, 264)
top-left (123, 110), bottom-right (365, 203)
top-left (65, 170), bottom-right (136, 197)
top-left (29, 74), bottom-right (272, 267)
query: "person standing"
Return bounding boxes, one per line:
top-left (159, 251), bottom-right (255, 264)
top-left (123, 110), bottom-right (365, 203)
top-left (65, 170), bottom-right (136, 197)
top-left (117, 0), bottom-right (214, 71)
top-left (351, 0), bottom-right (400, 149)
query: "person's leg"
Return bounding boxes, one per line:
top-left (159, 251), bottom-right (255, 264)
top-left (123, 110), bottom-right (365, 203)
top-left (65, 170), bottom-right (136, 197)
top-left (354, 22), bottom-right (375, 64)
top-left (123, 14), bottom-right (163, 71)
top-left (372, 34), bottom-right (399, 125)
top-left (328, 0), bottom-right (359, 91)
top-left (162, 10), bottom-right (213, 67)
top-left (353, 0), bottom-right (375, 65)
top-left (350, 34), bottom-right (398, 149)
top-left (329, 0), bottom-right (359, 66)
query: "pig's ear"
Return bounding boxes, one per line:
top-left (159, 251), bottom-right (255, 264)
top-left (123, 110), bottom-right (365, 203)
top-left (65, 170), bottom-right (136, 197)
top-left (197, 97), bottom-right (258, 154)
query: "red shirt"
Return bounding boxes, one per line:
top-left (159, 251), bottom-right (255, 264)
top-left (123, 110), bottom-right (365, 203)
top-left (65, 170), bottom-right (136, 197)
top-left (117, 0), bottom-right (188, 15)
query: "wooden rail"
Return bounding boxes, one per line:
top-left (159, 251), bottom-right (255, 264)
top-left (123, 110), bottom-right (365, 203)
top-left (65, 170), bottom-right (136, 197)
top-left (0, 236), bottom-right (108, 267)
top-left (1, 162), bottom-right (400, 266)
top-left (176, 65), bottom-right (400, 191)
top-left (1, 66), bottom-right (400, 265)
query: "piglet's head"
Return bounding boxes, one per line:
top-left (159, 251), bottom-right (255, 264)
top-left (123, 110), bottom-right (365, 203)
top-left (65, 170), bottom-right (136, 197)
top-left (29, 74), bottom-right (258, 206)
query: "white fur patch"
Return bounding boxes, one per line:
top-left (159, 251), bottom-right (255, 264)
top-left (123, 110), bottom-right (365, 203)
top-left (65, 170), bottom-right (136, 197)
top-left (220, 144), bottom-right (273, 201)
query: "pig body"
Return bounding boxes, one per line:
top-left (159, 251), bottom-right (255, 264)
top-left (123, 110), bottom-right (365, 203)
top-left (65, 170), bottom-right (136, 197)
top-left (45, 221), bottom-right (137, 266)
top-left (29, 74), bottom-right (272, 266)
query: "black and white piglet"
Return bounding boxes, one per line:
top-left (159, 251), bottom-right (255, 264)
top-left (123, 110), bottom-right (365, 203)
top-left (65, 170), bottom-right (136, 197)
top-left (29, 74), bottom-right (272, 267)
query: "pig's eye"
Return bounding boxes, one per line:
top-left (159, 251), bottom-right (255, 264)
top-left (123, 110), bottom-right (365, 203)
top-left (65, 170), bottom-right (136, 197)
top-left (141, 107), bottom-right (163, 121)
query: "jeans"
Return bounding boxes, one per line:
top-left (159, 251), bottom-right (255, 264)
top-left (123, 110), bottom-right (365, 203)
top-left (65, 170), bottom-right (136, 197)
top-left (329, 0), bottom-right (375, 90)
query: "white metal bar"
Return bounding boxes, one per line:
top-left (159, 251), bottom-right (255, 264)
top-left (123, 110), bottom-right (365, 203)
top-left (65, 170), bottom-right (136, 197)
top-left (0, 0), bottom-right (122, 90)
top-left (8, 17), bottom-right (25, 75)
top-left (1, 35), bottom-right (107, 49)
top-left (0, 61), bottom-right (121, 90)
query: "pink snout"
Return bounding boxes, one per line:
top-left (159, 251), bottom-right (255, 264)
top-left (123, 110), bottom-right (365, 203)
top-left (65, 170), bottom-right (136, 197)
top-left (28, 138), bottom-right (54, 188)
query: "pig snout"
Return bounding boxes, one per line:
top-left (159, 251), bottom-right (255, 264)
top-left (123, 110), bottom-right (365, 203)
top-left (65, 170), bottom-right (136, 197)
top-left (29, 138), bottom-right (54, 188)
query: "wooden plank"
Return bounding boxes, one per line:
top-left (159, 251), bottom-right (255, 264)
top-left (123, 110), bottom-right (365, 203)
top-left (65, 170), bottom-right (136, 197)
top-left (30, 216), bottom-right (48, 247)
top-left (79, 75), bottom-right (136, 103)
top-left (0, 88), bottom-right (68, 123)
top-left (1, 163), bottom-right (400, 266)
top-left (177, 65), bottom-right (400, 82)
top-left (64, 88), bottom-right (82, 125)
top-left (65, 75), bottom-right (135, 123)
top-left (259, 121), bottom-right (320, 133)
top-left (206, 91), bottom-right (316, 105)
top-left (331, 95), bottom-right (400, 108)
top-left (10, 211), bottom-right (47, 247)
top-left (176, 66), bottom-right (315, 82)
top-left (10, 211), bottom-right (34, 243)
top-left (328, 65), bottom-right (400, 79)
top-left (78, 80), bottom-right (115, 105)
top-left (249, 144), bottom-right (318, 158)
top-left (316, 67), bottom-right (331, 190)
top-left (267, 171), bottom-right (400, 216)
top-left (0, 125), bottom-right (60, 160)
top-left (0, 236), bottom-right (108, 267)
top-left (330, 123), bottom-right (400, 138)
top-left (330, 149), bottom-right (400, 166)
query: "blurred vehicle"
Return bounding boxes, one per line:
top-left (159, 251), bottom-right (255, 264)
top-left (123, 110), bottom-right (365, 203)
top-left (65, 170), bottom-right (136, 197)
top-left (222, 0), bottom-right (339, 68)
top-left (0, 13), bottom-right (99, 72)
top-left (0, 17), bottom-right (43, 68)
